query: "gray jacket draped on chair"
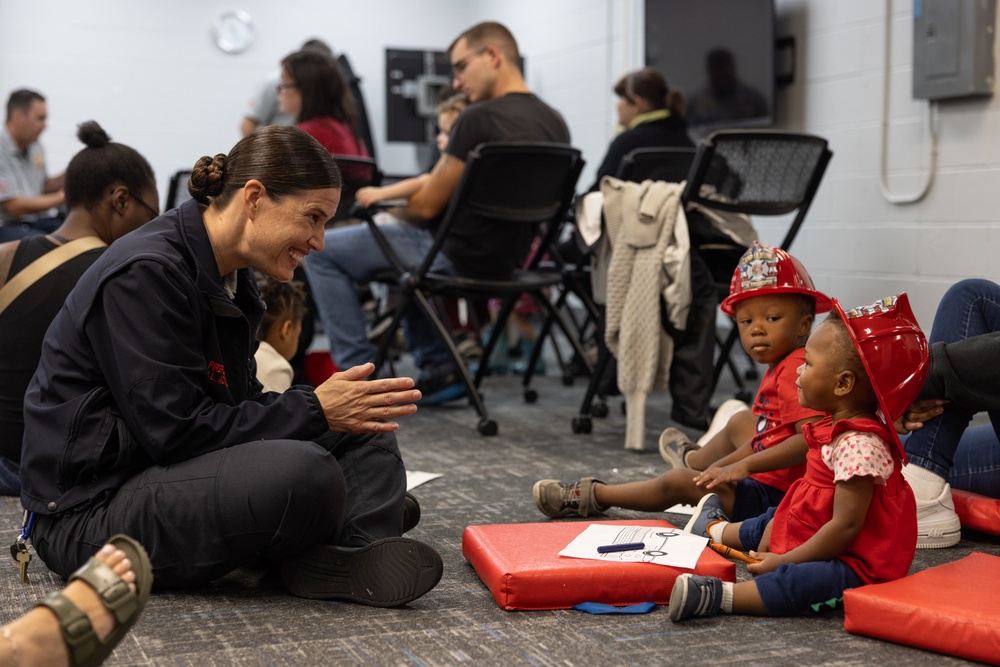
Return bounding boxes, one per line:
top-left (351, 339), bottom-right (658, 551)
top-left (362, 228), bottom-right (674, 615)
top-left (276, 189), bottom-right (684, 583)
top-left (601, 177), bottom-right (691, 450)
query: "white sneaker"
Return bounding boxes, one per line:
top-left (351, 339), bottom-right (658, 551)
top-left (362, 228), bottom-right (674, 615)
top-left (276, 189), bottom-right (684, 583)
top-left (696, 399), bottom-right (750, 447)
top-left (915, 483), bottom-right (962, 549)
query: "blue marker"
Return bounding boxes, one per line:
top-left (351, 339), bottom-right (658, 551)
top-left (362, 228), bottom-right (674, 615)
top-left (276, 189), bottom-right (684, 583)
top-left (597, 541), bottom-right (646, 554)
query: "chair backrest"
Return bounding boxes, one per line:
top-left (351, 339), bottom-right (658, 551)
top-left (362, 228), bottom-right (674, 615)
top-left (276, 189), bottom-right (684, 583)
top-left (331, 154), bottom-right (381, 221)
top-left (452, 142), bottom-right (583, 224)
top-left (615, 146), bottom-right (697, 184)
top-left (164, 169), bottom-right (193, 211)
top-left (681, 130), bottom-right (832, 251)
top-left (423, 142), bottom-right (584, 276)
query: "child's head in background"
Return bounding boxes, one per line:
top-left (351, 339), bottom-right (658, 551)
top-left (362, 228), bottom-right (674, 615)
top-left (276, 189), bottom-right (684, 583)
top-left (435, 93), bottom-right (468, 152)
top-left (256, 275), bottom-right (307, 361)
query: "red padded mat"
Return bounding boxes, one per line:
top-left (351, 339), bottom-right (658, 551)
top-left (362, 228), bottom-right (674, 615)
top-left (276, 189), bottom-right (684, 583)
top-left (953, 489), bottom-right (1000, 536)
top-left (843, 552), bottom-right (1000, 665)
top-left (463, 519), bottom-right (736, 611)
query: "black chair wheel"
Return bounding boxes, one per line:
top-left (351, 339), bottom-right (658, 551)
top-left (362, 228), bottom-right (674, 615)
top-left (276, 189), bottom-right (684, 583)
top-left (561, 372), bottom-right (575, 387)
top-left (572, 416), bottom-right (593, 434)
top-left (477, 418), bottom-right (499, 436)
top-left (735, 389), bottom-right (754, 403)
top-left (591, 401), bottom-right (609, 418)
top-left (523, 388), bottom-right (538, 403)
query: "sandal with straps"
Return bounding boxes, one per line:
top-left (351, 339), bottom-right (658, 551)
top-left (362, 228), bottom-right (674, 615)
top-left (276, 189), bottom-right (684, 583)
top-left (36, 534), bottom-right (153, 667)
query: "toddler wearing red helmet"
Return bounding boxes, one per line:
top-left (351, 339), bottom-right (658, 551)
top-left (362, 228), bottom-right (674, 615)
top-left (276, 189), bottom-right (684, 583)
top-left (533, 242), bottom-right (829, 525)
top-left (669, 293), bottom-right (928, 620)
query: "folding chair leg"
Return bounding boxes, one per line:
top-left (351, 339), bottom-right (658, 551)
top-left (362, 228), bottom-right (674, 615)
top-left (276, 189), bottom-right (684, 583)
top-left (572, 343), bottom-right (614, 434)
top-left (410, 290), bottom-right (499, 436)
top-left (521, 292), bottom-right (596, 403)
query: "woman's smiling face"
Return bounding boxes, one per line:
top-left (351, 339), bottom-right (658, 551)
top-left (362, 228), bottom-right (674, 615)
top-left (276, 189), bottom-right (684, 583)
top-left (248, 186), bottom-right (340, 281)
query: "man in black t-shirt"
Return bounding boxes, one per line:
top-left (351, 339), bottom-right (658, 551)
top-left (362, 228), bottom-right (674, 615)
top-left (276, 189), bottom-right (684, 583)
top-left (305, 21), bottom-right (571, 402)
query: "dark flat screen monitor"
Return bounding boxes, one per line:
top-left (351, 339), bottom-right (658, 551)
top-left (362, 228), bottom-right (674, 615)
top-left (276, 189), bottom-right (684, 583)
top-left (645, 0), bottom-right (775, 135)
top-left (385, 48), bottom-right (452, 144)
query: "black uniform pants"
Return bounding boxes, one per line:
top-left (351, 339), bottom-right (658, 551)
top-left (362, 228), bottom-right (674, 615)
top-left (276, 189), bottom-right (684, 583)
top-left (32, 430), bottom-right (405, 589)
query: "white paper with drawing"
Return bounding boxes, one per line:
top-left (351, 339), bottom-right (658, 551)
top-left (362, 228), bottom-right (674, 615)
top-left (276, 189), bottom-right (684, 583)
top-left (558, 524), bottom-right (708, 570)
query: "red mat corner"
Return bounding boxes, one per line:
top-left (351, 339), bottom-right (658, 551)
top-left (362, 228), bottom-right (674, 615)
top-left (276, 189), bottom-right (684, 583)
top-left (952, 489), bottom-right (1000, 536)
top-left (844, 552), bottom-right (1000, 665)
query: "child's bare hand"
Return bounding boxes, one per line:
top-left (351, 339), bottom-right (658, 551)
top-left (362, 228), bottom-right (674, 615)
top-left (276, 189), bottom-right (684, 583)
top-left (895, 398), bottom-right (947, 434)
top-left (746, 550), bottom-right (785, 575)
top-left (694, 463), bottom-right (750, 489)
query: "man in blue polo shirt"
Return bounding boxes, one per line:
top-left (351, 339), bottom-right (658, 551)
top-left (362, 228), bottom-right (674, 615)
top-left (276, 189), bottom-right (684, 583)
top-left (0, 89), bottom-right (65, 240)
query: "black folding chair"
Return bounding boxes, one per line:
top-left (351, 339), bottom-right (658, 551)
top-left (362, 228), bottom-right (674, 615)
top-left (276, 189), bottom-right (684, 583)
top-left (357, 142), bottom-right (585, 435)
top-left (681, 130), bottom-right (833, 400)
top-left (616, 146), bottom-right (697, 183)
top-left (164, 169), bottom-right (193, 211)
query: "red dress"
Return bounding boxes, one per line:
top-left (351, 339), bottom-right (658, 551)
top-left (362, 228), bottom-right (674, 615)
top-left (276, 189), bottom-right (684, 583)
top-left (768, 416), bottom-right (917, 584)
top-left (749, 347), bottom-right (824, 492)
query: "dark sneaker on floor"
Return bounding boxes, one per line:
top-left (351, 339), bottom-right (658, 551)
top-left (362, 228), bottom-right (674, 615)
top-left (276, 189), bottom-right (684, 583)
top-left (533, 477), bottom-right (605, 518)
top-left (668, 573), bottom-right (724, 621)
top-left (403, 492), bottom-right (420, 533)
top-left (683, 493), bottom-right (729, 540)
top-left (658, 427), bottom-right (696, 469)
top-left (280, 537), bottom-right (443, 607)
top-left (414, 364), bottom-right (468, 405)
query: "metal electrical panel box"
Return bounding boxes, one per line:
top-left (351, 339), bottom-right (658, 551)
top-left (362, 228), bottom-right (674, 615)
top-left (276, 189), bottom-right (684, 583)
top-left (913, 0), bottom-right (996, 100)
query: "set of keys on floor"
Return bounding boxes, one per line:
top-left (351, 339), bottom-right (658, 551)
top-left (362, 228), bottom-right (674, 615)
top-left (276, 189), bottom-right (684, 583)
top-left (10, 540), bottom-right (30, 583)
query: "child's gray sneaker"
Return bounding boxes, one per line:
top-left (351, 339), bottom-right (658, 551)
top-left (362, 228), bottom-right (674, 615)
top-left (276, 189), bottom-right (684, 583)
top-left (533, 477), bottom-right (606, 517)
top-left (658, 427), bottom-right (696, 469)
top-left (683, 493), bottom-right (729, 539)
top-left (668, 573), bottom-right (724, 621)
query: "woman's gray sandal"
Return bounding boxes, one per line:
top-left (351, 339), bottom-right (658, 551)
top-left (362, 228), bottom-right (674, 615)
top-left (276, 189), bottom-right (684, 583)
top-left (35, 534), bottom-right (152, 667)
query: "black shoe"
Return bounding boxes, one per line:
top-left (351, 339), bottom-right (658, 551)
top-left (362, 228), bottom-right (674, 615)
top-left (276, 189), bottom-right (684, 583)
top-left (403, 492), bottom-right (421, 533)
top-left (280, 537), bottom-right (443, 607)
top-left (414, 363), bottom-right (468, 405)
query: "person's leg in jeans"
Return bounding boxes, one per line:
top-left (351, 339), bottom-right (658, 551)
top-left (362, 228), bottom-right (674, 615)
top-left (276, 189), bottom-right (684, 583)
top-left (0, 457), bottom-right (20, 496)
top-left (903, 278), bottom-right (1000, 546)
top-left (0, 225), bottom-right (43, 242)
top-left (950, 424), bottom-right (1000, 498)
top-left (304, 220), bottom-right (455, 374)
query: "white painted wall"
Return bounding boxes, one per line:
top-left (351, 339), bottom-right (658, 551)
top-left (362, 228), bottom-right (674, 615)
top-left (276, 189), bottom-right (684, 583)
top-left (772, 0), bottom-right (1000, 327)
top-left (2, 0), bottom-right (997, 327)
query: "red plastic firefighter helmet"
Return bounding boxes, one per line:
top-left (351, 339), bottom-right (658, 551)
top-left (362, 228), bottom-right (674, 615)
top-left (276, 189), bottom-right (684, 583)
top-left (720, 241), bottom-right (832, 315)
top-left (831, 293), bottom-right (930, 460)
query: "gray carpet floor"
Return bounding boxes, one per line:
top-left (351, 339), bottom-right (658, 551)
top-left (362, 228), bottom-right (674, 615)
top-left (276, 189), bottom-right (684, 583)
top-left (1, 360), bottom-right (996, 666)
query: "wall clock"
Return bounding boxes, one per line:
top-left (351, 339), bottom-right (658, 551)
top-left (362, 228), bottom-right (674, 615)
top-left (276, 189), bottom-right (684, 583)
top-left (212, 10), bottom-right (255, 54)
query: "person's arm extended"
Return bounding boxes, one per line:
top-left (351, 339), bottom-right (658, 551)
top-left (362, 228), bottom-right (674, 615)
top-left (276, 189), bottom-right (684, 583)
top-left (355, 174), bottom-right (429, 209)
top-left (392, 153), bottom-right (464, 226)
top-left (44, 173), bottom-right (64, 193)
top-left (747, 474), bottom-right (874, 574)
top-left (694, 416), bottom-right (818, 488)
top-left (917, 333), bottom-right (1000, 410)
top-left (695, 432), bottom-right (810, 489)
top-left (1, 191), bottom-right (64, 219)
top-left (240, 117), bottom-right (260, 137)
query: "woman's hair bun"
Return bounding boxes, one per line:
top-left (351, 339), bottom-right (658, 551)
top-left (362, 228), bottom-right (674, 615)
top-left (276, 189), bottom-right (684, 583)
top-left (187, 154), bottom-right (227, 203)
top-left (76, 120), bottom-right (111, 149)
